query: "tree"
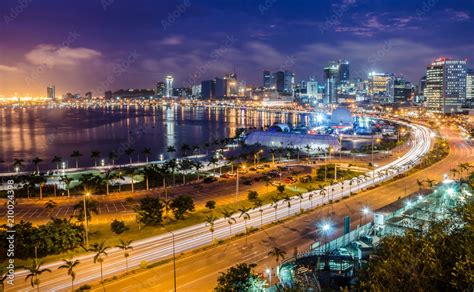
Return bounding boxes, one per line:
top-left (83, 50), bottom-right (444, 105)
top-left (73, 198), bottom-right (99, 222)
top-left (70, 151), bottom-right (82, 168)
top-left (58, 259), bottom-right (80, 291)
top-left (193, 161), bottom-right (204, 180)
top-left (167, 145), bottom-right (176, 157)
top-left (44, 200), bottom-right (57, 218)
top-left (116, 239), bottom-right (133, 273)
top-left (125, 147), bottom-right (135, 164)
top-left (276, 184), bottom-right (285, 197)
top-left (253, 199), bottom-right (264, 227)
top-left (238, 206), bottom-right (251, 244)
top-left (111, 219), bottom-right (129, 234)
top-left (90, 242), bottom-right (110, 284)
top-left (103, 169), bottom-right (114, 195)
top-left (205, 200), bottom-right (216, 212)
top-left (142, 147), bottom-right (152, 164)
top-left (52, 156), bottom-right (62, 170)
top-left (32, 157), bottom-right (43, 173)
top-left (262, 175), bottom-right (272, 194)
top-left (134, 196), bottom-right (164, 226)
top-left (60, 176), bottom-right (73, 198)
top-left (181, 143), bottom-right (191, 157)
top-left (268, 246), bottom-right (286, 266)
top-left (205, 214), bottom-right (218, 242)
top-left (296, 193), bottom-right (304, 212)
top-left (171, 195), bottom-right (195, 219)
top-left (247, 190), bottom-right (259, 203)
top-left (283, 195), bottom-right (292, 216)
top-left (91, 151), bottom-right (101, 167)
top-left (25, 261), bottom-right (51, 291)
top-left (416, 179), bottom-right (425, 192)
top-left (222, 209), bottom-right (236, 236)
top-left (271, 196), bottom-right (280, 221)
top-left (215, 263), bottom-right (266, 292)
top-left (108, 151), bottom-right (118, 166)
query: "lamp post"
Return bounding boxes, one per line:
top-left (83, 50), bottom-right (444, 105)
top-left (322, 223), bottom-right (331, 269)
top-left (83, 192), bottom-right (90, 249)
top-left (266, 268), bottom-right (272, 287)
top-left (361, 207), bottom-right (370, 226)
top-left (168, 230), bottom-right (177, 292)
top-left (236, 165), bottom-right (245, 203)
top-left (371, 137), bottom-right (380, 184)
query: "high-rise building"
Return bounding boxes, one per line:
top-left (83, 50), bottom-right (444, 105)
top-left (368, 72), bottom-right (393, 103)
top-left (155, 82), bottom-right (166, 98)
top-left (201, 80), bottom-right (215, 99)
top-left (263, 70), bottom-right (272, 89)
top-left (283, 70), bottom-right (295, 95)
top-left (324, 63), bottom-right (339, 104)
top-left (85, 92), bottom-right (92, 99)
top-left (424, 58), bottom-right (467, 113)
top-left (306, 77), bottom-right (318, 99)
top-left (215, 78), bottom-right (227, 98)
top-left (47, 85), bottom-right (55, 100)
top-left (389, 77), bottom-right (411, 103)
top-left (224, 73), bottom-right (238, 96)
top-left (192, 84), bottom-right (201, 97)
top-left (274, 71), bottom-right (285, 93)
top-left (338, 60), bottom-right (350, 84)
top-left (165, 75), bottom-right (174, 98)
top-left (467, 69), bottom-right (474, 101)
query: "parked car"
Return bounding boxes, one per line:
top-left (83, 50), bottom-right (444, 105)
top-left (243, 180), bottom-right (253, 186)
top-left (203, 177), bottom-right (217, 184)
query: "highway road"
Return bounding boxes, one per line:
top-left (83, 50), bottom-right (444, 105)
top-left (7, 122), bottom-right (437, 291)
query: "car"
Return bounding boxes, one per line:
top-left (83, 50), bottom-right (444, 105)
top-left (263, 164), bottom-right (270, 168)
top-left (360, 235), bottom-right (373, 245)
top-left (243, 180), bottom-right (253, 185)
top-left (249, 167), bottom-right (257, 171)
top-left (331, 248), bottom-right (351, 257)
top-left (256, 165), bottom-right (265, 170)
top-left (220, 173), bottom-right (230, 178)
top-left (203, 177), bottom-right (217, 184)
top-left (253, 177), bottom-right (261, 182)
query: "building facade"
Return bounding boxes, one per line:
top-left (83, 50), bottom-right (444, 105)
top-left (47, 85), bottom-right (55, 100)
top-left (165, 75), bottom-right (174, 98)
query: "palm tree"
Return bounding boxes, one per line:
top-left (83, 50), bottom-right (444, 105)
top-left (163, 199), bottom-right (172, 220)
top-left (165, 159), bottom-right (178, 186)
top-left (180, 143), bottom-right (191, 157)
top-left (44, 200), bottom-right (57, 218)
top-left (271, 196), bottom-right (280, 221)
top-left (269, 149), bottom-right (277, 165)
top-left (205, 214), bottom-right (218, 243)
top-left (125, 147), bottom-right (135, 164)
top-left (449, 168), bottom-right (459, 180)
top-left (70, 151), bottom-right (82, 168)
top-left (416, 179), bottom-right (424, 192)
top-left (193, 161), bottom-right (203, 180)
top-left (425, 178), bottom-right (436, 188)
top-left (283, 195), bottom-right (292, 216)
top-left (90, 242), bottom-right (110, 284)
top-left (238, 206), bottom-right (251, 244)
top-left (74, 198), bottom-right (99, 222)
top-left (208, 157), bottom-right (219, 176)
top-left (52, 156), bottom-right (62, 170)
top-left (116, 239), bottom-right (133, 273)
top-left (124, 168), bottom-right (136, 192)
top-left (103, 169), bottom-right (114, 195)
top-left (308, 192), bottom-right (314, 208)
top-left (267, 246), bottom-right (286, 266)
top-left (179, 159), bottom-right (193, 184)
top-left (25, 261), bottom-right (51, 291)
top-left (13, 158), bottom-right (25, 171)
top-left (167, 145), bottom-right (176, 157)
top-left (32, 157), bottom-right (43, 173)
top-left (108, 151), bottom-right (118, 166)
top-left (276, 184), bottom-right (285, 197)
top-left (60, 176), bottom-right (73, 198)
top-left (141, 147), bottom-right (151, 164)
top-left (350, 177), bottom-right (358, 195)
top-left (319, 185), bottom-right (327, 204)
top-left (58, 259), bottom-right (80, 291)
top-left (296, 193), bottom-right (304, 212)
top-left (253, 199), bottom-right (264, 227)
top-left (91, 151), bottom-right (101, 167)
top-left (222, 209), bottom-right (236, 235)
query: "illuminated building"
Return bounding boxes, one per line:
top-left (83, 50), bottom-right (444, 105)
top-left (165, 75), bottom-right (174, 98)
top-left (467, 69), bottom-right (474, 101)
top-left (263, 70), bottom-right (272, 89)
top-left (324, 63), bottom-right (338, 104)
top-left (368, 72), bottom-right (393, 103)
top-left (47, 85), bottom-right (56, 100)
top-left (201, 80), bottom-right (215, 99)
top-left (155, 82), bottom-right (166, 98)
top-left (424, 58), bottom-right (467, 113)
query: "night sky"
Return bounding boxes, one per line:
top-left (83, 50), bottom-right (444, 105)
top-left (0, 0), bottom-right (473, 96)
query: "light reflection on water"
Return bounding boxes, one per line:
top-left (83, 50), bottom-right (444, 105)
top-left (0, 105), bottom-right (313, 171)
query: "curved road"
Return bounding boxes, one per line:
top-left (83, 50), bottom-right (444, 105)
top-left (7, 122), bottom-right (435, 291)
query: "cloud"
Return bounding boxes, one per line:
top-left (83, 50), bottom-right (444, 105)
top-left (25, 44), bottom-right (102, 67)
top-left (335, 13), bottom-right (418, 36)
top-left (0, 64), bottom-right (18, 72)
top-left (444, 9), bottom-right (470, 21)
top-left (159, 36), bottom-right (184, 45)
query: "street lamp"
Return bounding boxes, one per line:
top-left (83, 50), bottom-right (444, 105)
top-left (168, 230), bottom-right (177, 292)
top-left (266, 268), bottom-right (272, 287)
top-left (83, 192), bottom-right (90, 249)
top-left (236, 165), bottom-right (246, 203)
top-left (371, 137), bottom-right (381, 184)
top-left (361, 207), bottom-right (370, 226)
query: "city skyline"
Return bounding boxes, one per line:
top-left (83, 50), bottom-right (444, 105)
top-left (1, 0), bottom-right (474, 96)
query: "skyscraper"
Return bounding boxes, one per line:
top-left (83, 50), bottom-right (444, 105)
top-left (201, 80), bottom-right (215, 99)
top-left (47, 85), bottom-right (55, 100)
top-left (224, 73), bottom-right (238, 96)
top-left (165, 75), bottom-right (174, 98)
top-left (263, 70), bottom-right (272, 89)
top-left (156, 82), bottom-right (166, 98)
top-left (368, 72), bottom-right (393, 103)
top-left (424, 58), bottom-right (467, 113)
top-left (467, 69), bottom-right (474, 101)
top-left (215, 78), bottom-right (227, 98)
top-left (323, 63), bottom-right (339, 104)
top-left (274, 71), bottom-right (285, 93)
top-left (306, 76), bottom-right (318, 99)
top-left (338, 60), bottom-right (350, 84)
top-left (284, 70), bottom-right (295, 95)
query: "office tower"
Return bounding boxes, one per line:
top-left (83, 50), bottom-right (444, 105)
top-left (165, 75), bottom-right (174, 98)
top-left (324, 63), bottom-right (339, 103)
top-left (224, 73), bottom-right (238, 96)
top-left (85, 92), bottom-right (92, 99)
top-left (201, 80), bottom-right (215, 99)
top-left (284, 70), bottom-right (295, 94)
top-left (390, 77), bottom-right (411, 103)
top-left (338, 60), bottom-right (350, 84)
top-left (274, 71), bottom-right (285, 93)
top-left (368, 72), bottom-right (394, 103)
top-left (419, 76), bottom-right (427, 95)
top-left (156, 82), bottom-right (166, 98)
top-left (215, 78), bottom-right (227, 98)
top-left (467, 69), bottom-right (474, 101)
top-left (263, 70), bottom-right (272, 89)
top-left (47, 85), bottom-right (55, 100)
top-left (192, 84), bottom-right (201, 97)
top-left (306, 77), bottom-right (318, 99)
top-left (425, 58), bottom-right (467, 113)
